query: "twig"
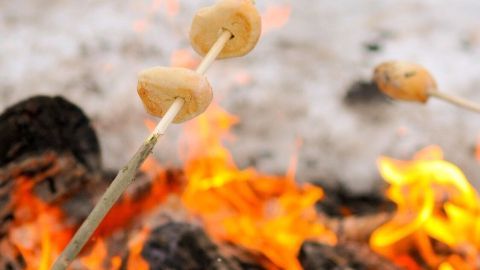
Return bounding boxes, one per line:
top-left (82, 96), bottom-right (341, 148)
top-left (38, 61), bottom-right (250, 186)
top-left (50, 30), bottom-right (232, 270)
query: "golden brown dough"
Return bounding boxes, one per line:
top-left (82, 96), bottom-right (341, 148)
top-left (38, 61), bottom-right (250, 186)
top-left (137, 67), bottom-right (213, 123)
top-left (190, 0), bottom-right (261, 59)
top-left (373, 61), bottom-right (437, 103)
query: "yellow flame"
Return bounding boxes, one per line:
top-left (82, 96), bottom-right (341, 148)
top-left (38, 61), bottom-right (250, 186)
top-left (371, 145), bottom-right (480, 269)
top-left (125, 228), bottom-right (150, 270)
top-left (80, 240), bottom-right (108, 269)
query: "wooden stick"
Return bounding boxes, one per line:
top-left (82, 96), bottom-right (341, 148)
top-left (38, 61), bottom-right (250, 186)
top-left (196, 30), bottom-right (232, 74)
top-left (429, 90), bottom-right (480, 114)
top-left (51, 30), bottom-right (232, 270)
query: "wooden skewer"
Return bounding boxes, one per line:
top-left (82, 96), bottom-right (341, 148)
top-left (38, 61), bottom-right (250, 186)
top-left (50, 30), bottom-right (232, 270)
top-left (428, 90), bottom-right (480, 114)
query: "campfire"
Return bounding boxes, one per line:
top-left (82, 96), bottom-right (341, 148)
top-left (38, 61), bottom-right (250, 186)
top-left (1, 94), bottom-right (480, 269)
top-left (1, 1), bottom-right (480, 270)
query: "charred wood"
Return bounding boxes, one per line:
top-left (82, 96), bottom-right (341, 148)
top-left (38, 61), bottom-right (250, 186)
top-left (0, 96), bottom-right (101, 171)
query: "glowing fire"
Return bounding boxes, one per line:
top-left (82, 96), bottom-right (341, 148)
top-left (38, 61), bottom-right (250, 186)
top-left (7, 153), bottom-right (179, 269)
top-left (6, 101), bottom-right (335, 269)
top-left (371, 145), bottom-right (480, 270)
top-left (8, 107), bottom-right (480, 269)
top-left (180, 103), bottom-right (336, 269)
top-left (9, 178), bottom-right (74, 270)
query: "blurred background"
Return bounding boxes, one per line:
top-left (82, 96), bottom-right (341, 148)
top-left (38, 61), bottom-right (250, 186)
top-left (1, 0), bottom-right (480, 193)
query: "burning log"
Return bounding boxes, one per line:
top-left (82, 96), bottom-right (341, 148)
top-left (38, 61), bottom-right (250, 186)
top-left (52, 1), bottom-right (263, 268)
top-left (0, 152), bottom-right (99, 204)
top-left (373, 61), bottom-right (480, 113)
top-left (0, 94), bottom-right (189, 269)
top-left (0, 96), bottom-right (102, 241)
top-left (0, 152), bottom-right (100, 239)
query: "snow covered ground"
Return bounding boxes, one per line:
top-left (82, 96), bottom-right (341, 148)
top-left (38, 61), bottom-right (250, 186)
top-left (1, 0), bottom-right (480, 193)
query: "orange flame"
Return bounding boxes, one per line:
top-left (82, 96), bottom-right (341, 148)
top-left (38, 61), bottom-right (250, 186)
top-left (7, 154), bottom-right (179, 269)
top-left (80, 240), bottom-right (109, 269)
top-left (180, 103), bottom-right (336, 270)
top-left (125, 227), bottom-right (150, 270)
top-left (6, 102), bottom-right (333, 270)
top-left (9, 178), bottom-right (74, 270)
top-left (93, 169), bottom-right (179, 238)
top-left (371, 145), bottom-right (480, 270)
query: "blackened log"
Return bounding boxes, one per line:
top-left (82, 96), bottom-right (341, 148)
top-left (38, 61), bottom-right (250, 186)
top-left (0, 96), bottom-right (101, 171)
top-left (0, 152), bottom-right (100, 239)
top-left (0, 151), bottom-right (99, 203)
top-left (0, 96), bottom-right (102, 239)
